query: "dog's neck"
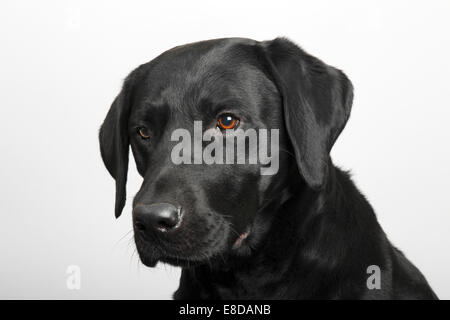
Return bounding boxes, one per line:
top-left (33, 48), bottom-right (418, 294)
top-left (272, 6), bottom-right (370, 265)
top-left (174, 164), bottom-right (377, 299)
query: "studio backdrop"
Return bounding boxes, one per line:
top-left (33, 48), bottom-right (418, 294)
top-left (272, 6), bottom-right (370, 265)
top-left (1, 0), bottom-right (449, 299)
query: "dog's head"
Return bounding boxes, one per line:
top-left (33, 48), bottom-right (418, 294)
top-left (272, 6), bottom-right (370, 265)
top-left (99, 38), bottom-right (353, 267)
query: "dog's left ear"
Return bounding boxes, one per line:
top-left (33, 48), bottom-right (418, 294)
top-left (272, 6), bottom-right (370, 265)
top-left (99, 83), bottom-right (131, 218)
top-left (260, 38), bottom-right (354, 190)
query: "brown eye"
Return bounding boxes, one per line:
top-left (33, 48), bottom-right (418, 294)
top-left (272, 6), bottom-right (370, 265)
top-left (217, 114), bottom-right (239, 130)
top-left (138, 127), bottom-right (150, 140)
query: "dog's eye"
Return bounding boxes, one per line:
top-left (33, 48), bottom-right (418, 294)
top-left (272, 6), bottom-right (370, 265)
top-left (217, 114), bottom-right (239, 130)
top-left (137, 127), bottom-right (150, 140)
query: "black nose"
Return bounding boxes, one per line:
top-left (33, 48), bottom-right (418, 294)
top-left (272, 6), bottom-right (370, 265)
top-left (134, 203), bottom-right (181, 233)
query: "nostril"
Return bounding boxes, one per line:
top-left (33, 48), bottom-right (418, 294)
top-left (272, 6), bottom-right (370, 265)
top-left (157, 215), bottom-right (178, 230)
top-left (135, 221), bottom-right (146, 231)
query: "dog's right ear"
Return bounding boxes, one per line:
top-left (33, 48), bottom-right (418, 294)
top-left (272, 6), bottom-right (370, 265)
top-left (99, 85), bottom-right (131, 218)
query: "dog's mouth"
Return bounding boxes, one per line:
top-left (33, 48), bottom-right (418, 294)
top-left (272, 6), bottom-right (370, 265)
top-left (136, 227), bottom-right (252, 268)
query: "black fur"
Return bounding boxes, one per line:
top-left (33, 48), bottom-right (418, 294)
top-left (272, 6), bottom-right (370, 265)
top-left (99, 37), bottom-right (437, 299)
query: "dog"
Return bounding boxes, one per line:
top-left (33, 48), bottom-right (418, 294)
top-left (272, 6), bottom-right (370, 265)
top-left (99, 37), bottom-right (437, 299)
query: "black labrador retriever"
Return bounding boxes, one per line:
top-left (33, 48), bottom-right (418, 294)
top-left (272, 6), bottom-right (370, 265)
top-left (99, 37), bottom-right (437, 299)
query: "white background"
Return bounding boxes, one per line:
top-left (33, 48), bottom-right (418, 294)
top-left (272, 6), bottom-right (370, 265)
top-left (1, 0), bottom-right (449, 299)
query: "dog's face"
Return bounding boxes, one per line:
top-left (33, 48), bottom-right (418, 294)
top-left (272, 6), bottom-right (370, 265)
top-left (127, 39), bottom-right (291, 267)
top-left (100, 38), bottom-right (353, 267)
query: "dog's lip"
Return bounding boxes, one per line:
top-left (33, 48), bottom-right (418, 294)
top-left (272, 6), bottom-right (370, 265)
top-left (139, 255), bottom-right (159, 268)
top-left (137, 245), bottom-right (211, 267)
